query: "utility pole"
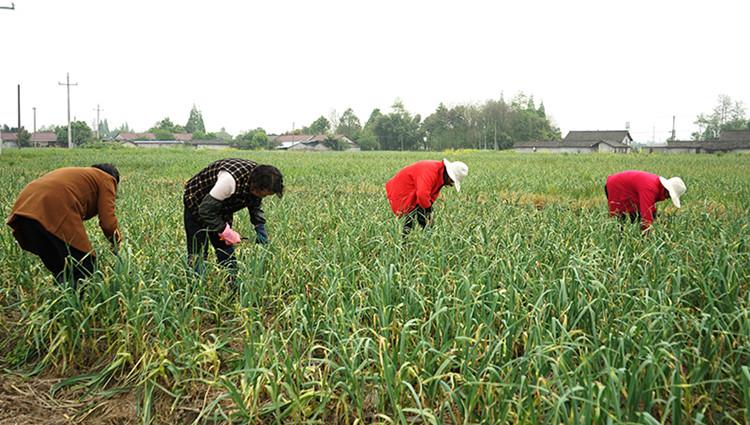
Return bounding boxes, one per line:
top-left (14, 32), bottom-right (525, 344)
top-left (17, 84), bottom-right (21, 129)
top-left (58, 72), bottom-right (78, 148)
top-left (33, 107), bottom-right (36, 132)
top-left (671, 115), bottom-right (676, 142)
top-left (0, 4), bottom-right (13, 155)
top-left (93, 104), bottom-right (103, 140)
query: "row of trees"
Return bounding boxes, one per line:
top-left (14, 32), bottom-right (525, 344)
top-left (691, 95), bottom-right (750, 140)
top-left (5, 95), bottom-right (748, 149)
top-left (293, 93), bottom-right (561, 151)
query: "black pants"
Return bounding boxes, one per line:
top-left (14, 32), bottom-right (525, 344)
top-left (9, 216), bottom-right (95, 289)
top-left (183, 207), bottom-right (236, 275)
top-left (403, 206), bottom-right (432, 235)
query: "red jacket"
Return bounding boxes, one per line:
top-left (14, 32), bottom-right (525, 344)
top-left (606, 170), bottom-right (668, 226)
top-left (385, 160), bottom-right (446, 216)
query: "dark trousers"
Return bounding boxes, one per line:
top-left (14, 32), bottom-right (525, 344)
top-left (183, 207), bottom-right (236, 275)
top-left (403, 206), bottom-right (432, 235)
top-left (9, 216), bottom-right (95, 289)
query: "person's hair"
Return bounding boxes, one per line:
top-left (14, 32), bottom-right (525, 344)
top-left (91, 163), bottom-right (120, 184)
top-left (250, 165), bottom-right (284, 198)
top-left (443, 167), bottom-right (453, 186)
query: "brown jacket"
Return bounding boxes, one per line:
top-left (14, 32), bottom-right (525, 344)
top-left (7, 167), bottom-right (120, 253)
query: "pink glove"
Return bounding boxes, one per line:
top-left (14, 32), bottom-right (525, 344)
top-left (219, 224), bottom-right (242, 246)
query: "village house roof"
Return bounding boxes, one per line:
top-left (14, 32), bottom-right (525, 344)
top-left (31, 132), bottom-right (57, 143)
top-left (564, 130), bottom-right (633, 144)
top-left (718, 129), bottom-right (750, 142)
top-left (187, 139), bottom-right (231, 146)
top-left (173, 133), bottom-right (193, 141)
top-left (115, 132), bottom-right (156, 141)
top-left (514, 139), bottom-right (629, 149)
top-left (123, 139), bottom-right (183, 145)
top-left (666, 130), bottom-right (750, 151)
top-left (0, 132), bottom-right (18, 141)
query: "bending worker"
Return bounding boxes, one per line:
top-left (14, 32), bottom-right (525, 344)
top-left (6, 164), bottom-right (122, 289)
top-left (605, 170), bottom-right (686, 230)
top-left (385, 158), bottom-right (468, 235)
top-left (183, 158), bottom-right (284, 281)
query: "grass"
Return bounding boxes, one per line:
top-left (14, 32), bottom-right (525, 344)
top-left (0, 148), bottom-right (749, 424)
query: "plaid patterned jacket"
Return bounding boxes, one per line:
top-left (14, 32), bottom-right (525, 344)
top-left (183, 158), bottom-right (265, 226)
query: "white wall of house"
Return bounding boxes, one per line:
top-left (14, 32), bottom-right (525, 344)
top-left (289, 143), bottom-right (331, 151)
top-left (648, 147), bottom-right (697, 154)
top-left (194, 144), bottom-right (232, 150)
top-left (514, 147), bottom-right (595, 154)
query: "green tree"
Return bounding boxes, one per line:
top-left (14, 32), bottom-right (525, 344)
top-left (16, 127), bottom-right (31, 147)
top-left (421, 93), bottom-right (560, 150)
top-left (150, 117), bottom-right (184, 133)
top-left (336, 108), bottom-right (362, 140)
top-left (364, 109), bottom-right (382, 129)
top-left (372, 100), bottom-right (423, 151)
top-left (153, 129), bottom-right (174, 140)
top-left (235, 128), bottom-right (269, 150)
top-left (55, 121), bottom-right (94, 146)
top-left (192, 131), bottom-right (217, 140)
top-left (185, 105), bottom-right (206, 134)
top-left (114, 122), bottom-right (131, 133)
top-left (356, 130), bottom-right (380, 150)
top-left (215, 127), bottom-right (233, 141)
top-left (98, 119), bottom-right (111, 139)
top-left (692, 94), bottom-right (747, 140)
top-left (307, 116), bottom-right (331, 135)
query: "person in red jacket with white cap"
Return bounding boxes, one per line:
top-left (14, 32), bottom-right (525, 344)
top-left (605, 170), bottom-right (687, 230)
top-left (385, 158), bottom-right (468, 235)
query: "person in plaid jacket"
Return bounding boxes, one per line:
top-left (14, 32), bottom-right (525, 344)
top-left (183, 158), bottom-right (283, 279)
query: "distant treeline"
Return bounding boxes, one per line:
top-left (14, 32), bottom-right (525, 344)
top-left (317, 93), bottom-right (561, 151)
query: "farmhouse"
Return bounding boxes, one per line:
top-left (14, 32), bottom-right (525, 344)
top-left (274, 134), bottom-right (360, 151)
top-left (0, 132), bottom-right (18, 148)
top-left (115, 132), bottom-right (156, 142)
top-left (30, 131), bottom-right (60, 147)
top-left (187, 139), bottom-right (233, 150)
top-left (645, 130), bottom-right (750, 154)
top-left (121, 139), bottom-right (185, 148)
top-left (514, 130), bottom-right (632, 153)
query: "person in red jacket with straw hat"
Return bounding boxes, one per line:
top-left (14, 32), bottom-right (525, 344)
top-left (605, 170), bottom-right (686, 231)
top-left (386, 158), bottom-right (468, 235)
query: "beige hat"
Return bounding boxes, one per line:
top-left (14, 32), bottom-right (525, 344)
top-left (443, 158), bottom-right (468, 192)
top-left (659, 176), bottom-right (687, 208)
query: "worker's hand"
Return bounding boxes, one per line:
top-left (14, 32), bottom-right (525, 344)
top-left (255, 224), bottom-right (269, 244)
top-left (109, 228), bottom-right (122, 245)
top-left (107, 229), bottom-right (122, 254)
top-left (219, 224), bottom-right (242, 246)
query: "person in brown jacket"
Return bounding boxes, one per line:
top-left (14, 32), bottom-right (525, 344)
top-left (6, 164), bottom-right (122, 289)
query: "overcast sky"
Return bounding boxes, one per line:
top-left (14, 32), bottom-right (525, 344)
top-left (1, 0), bottom-right (748, 143)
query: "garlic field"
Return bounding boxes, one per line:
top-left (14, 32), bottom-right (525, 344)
top-left (0, 149), bottom-right (748, 424)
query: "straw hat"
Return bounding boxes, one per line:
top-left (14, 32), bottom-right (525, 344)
top-left (443, 159), bottom-right (468, 192)
top-left (659, 176), bottom-right (687, 208)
